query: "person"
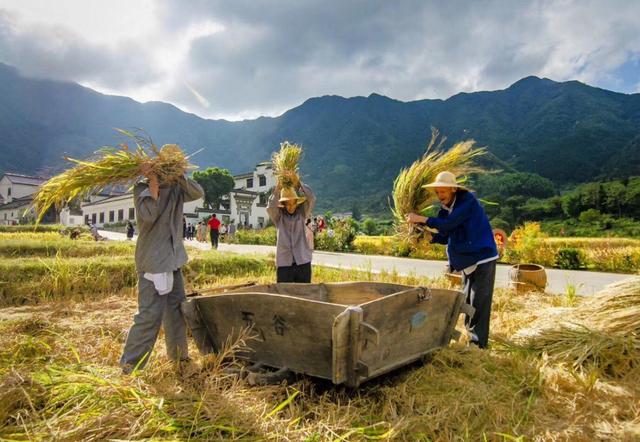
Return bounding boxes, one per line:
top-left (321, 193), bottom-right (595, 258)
top-left (311, 217), bottom-right (319, 236)
top-left (406, 171), bottom-right (498, 349)
top-left (208, 214), bottom-right (221, 249)
top-left (267, 174), bottom-right (316, 283)
top-left (120, 164), bottom-right (204, 373)
top-left (227, 220), bottom-right (236, 243)
top-left (189, 223), bottom-right (195, 240)
top-left (317, 216), bottom-right (326, 233)
top-left (182, 216), bottom-right (187, 239)
top-left (305, 218), bottom-right (315, 251)
top-left (126, 220), bottom-right (135, 240)
top-left (219, 223), bottom-right (227, 243)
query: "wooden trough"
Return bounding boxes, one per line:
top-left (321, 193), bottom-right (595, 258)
top-left (182, 282), bottom-right (473, 387)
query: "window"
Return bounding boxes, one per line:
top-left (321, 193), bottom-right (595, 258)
top-left (247, 178), bottom-right (254, 188)
top-left (259, 193), bottom-right (267, 205)
top-left (99, 212), bottom-right (105, 223)
top-left (92, 213), bottom-right (97, 224)
top-left (109, 211), bottom-right (114, 222)
top-left (259, 175), bottom-right (266, 186)
top-left (258, 217), bottom-right (265, 227)
top-left (118, 209), bottom-right (124, 221)
top-left (7, 187), bottom-right (10, 197)
top-left (85, 215), bottom-right (89, 224)
top-left (129, 207), bottom-right (135, 219)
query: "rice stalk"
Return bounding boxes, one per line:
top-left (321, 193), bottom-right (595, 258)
top-left (30, 129), bottom-right (197, 224)
top-left (272, 141), bottom-right (302, 188)
top-left (391, 128), bottom-right (486, 245)
top-left (512, 277), bottom-right (640, 376)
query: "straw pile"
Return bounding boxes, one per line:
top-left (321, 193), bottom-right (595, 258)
top-left (391, 128), bottom-right (486, 244)
top-left (272, 141), bottom-right (302, 188)
top-left (31, 130), bottom-right (196, 223)
top-left (514, 277), bottom-right (640, 376)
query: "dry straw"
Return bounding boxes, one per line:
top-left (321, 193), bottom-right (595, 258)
top-left (514, 277), bottom-right (640, 376)
top-left (272, 141), bottom-right (302, 188)
top-left (391, 128), bottom-right (486, 244)
top-left (30, 129), bottom-right (197, 224)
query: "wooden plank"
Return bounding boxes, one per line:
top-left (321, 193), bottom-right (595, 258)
top-left (181, 299), bottom-right (217, 354)
top-left (325, 282), bottom-right (412, 306)
top-left (346, 306), bottom-right (363, 387)
top-left (331, 309), bottom-right (351, 384)
top-left (193, 292), bottom-right (347, 380)
top-left (359, 287), bottom-right (462, 379)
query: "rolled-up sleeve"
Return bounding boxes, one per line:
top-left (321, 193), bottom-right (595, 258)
top-left (300, 183), bottom-right (316, 219)
top-left (180, 175), bottom-right (205, 202)
top-left (267, 187), bottom-right (281, 225)
top-left (134, 184), bottom-right (159, 223)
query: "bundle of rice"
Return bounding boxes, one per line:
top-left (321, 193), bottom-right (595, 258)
top-left (272, 141), bottom-right (302, 188)
top-left (514, 277), bottom-right (640, 376)
top-left (391, 128), bottom-right (486, 244)
top-left (31, 130), bottom-right (197, 224)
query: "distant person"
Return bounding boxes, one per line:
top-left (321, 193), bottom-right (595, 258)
top-left (317, 216), bottom-right (326, 233)
top-left (120, 166), bottom-right (204, 374)
top-left (311, 217), bottom-right (319, 236)
top-left (305, 219), bottom-right (315, 251)
top-left (227, 220), bottom-right (236, 243)
top-left (182, 216), bottom-right (187, 239)
top-left (126, 220), bottom-right (135, 240)
top-left (208, 214), bottom-right (221, 249)
top-left (267, 173), bottom-right (315, 283)
top-left (219, 223), bottom-right (227, 243)
top-left (406, 171), bottom-right (498, 349)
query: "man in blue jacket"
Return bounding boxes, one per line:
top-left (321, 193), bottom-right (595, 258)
top-left (406, 171), bottom-right (498, 348)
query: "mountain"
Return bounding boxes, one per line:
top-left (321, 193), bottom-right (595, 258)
top-left (1, 63), bottom-right (639, 213)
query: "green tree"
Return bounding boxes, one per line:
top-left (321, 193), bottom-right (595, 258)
top-left (362, 218), bottom-right (379, 236)
top-left (192, 167), bottom-right (235, 210)
top-left (351, 204), bottom-right (362, 221)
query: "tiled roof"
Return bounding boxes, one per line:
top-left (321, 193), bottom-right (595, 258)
top-left (3, 172), bottom-right (47, 186)
top-left (0, 195), bottom-right (33, 210)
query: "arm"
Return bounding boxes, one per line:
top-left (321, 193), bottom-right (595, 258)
top-left (430, 231), bottom-right (449, 245)
top-left (179, 175), bottom-right (204, 203)
top-left (425, 196), bottom-right (474, 234)
top-left (299, 182), bottom-right (316, 219)
top-left (267, 184), bottom-right (281, 225)
top-left (134, 183), bottom-right (160, 223)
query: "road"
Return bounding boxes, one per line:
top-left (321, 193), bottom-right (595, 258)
top-left (100, 230), bottom-right (634, 295)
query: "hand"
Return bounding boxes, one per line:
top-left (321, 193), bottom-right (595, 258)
top-left (406, 213), bottom-right (427, 224)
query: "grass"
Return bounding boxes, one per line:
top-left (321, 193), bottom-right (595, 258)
top-left (1, 232), bottom-right (639, 440)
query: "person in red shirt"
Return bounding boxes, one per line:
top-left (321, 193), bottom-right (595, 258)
top-left (207, 214), bottom-right (221, 249)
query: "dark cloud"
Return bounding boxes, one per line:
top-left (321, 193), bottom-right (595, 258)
top-left (0, 9), bottom-right (161, 89)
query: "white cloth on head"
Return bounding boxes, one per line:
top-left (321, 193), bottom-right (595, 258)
top-left (143, 272), bottom-right (174, 296)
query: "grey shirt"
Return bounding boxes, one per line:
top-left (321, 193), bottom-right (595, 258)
top-left (134, 176), bottom-right (204, 273)
top-left (267, 183), bottom-right (316, 267)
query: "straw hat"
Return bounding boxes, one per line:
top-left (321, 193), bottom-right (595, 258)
top-left (422, 171), bottom-right (468, 190)
top-left (278, 186), bottom-right (307, 207)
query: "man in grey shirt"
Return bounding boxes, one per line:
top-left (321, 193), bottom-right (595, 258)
top-left (120, 164), bottom-right (204, 373)
top-left (267, 176), bottom-right (316, 283)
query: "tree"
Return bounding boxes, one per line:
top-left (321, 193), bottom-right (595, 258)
top-left (362, 218), bottom-right (379, 236)
top-left (351, 204), bottom-right (362, 221)
top-left (192, 167), bottom-right (235, 210)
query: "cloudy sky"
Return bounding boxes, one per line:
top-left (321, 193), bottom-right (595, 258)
top-left (0, 0), bottom-right (638, 120)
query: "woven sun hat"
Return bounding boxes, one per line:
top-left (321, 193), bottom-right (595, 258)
top-left (278, 186), bottom-right (307, 207)
top-left (422, 171), bottom-right (468, 190)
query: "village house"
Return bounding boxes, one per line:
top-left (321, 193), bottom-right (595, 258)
top-left (0, 173), bottom-right (49, 225)
top-left (76, 161), bottom-right (275, 228)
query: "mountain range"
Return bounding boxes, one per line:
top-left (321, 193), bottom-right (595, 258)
top-left (1, 62), bottom-right (639, 213)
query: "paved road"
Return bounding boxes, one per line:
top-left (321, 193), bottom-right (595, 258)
top-left (100, 230), bottom-right (634, 295)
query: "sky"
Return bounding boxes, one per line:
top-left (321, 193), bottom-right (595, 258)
top-left (0, 0), bottom-right (638, 121)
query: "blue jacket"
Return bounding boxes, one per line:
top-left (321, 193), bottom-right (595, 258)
top-left (425, 191), bottom-right (498, 272)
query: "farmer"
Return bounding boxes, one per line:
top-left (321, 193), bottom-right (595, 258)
top-left (267, 173), bottom-right (316, 283)
top-left (406, 171), bottom-right (498, 349)
top-left (208, 214), bottom-right (221, 249)
top-left (120, 165), bottom-right (204, 373)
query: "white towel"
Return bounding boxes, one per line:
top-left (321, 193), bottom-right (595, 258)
top-left (143, 272), bottom-right (174, 295)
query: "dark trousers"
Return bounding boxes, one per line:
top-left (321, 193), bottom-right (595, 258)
top-left (461, 260), bottom-right (496, 349)
top-left (210, 230), bottom-right (219, 249)
top-left (120, 270), bottom-right (188, 370)
top-left (277, 262), bottom-right (312, 283)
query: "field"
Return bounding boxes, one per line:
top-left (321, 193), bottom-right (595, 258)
top-left (1, 230), bottom-right (639, 441)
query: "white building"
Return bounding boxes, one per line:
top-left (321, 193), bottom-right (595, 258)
top-left (0, 173), bottom-right (48, 225)
top-left (76, 162), bottom-right (275, 228)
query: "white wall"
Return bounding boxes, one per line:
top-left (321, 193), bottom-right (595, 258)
top-left (0, 203), bottom-right (32, 225)
top-left (0, 176), bottom-right (39, 203)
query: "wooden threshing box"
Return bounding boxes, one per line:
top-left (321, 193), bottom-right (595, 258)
top-left (182, 282), bottom-right (472, 387)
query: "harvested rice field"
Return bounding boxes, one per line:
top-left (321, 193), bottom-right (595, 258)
top-left (1, 231), bottom-right (639, 441)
